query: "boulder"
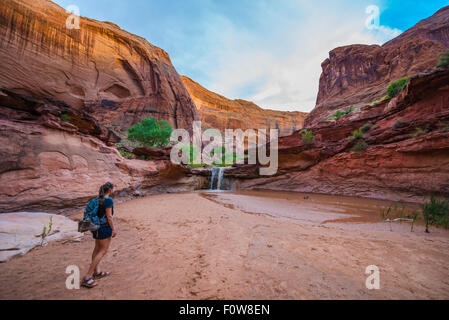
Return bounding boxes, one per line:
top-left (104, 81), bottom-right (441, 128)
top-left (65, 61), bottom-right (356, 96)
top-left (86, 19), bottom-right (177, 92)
top-left (0, 212), bottom-right (83, 262)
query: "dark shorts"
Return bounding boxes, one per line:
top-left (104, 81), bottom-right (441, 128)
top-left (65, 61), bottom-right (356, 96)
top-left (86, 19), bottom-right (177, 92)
top-left (92, 225), bottom-right (112, 240)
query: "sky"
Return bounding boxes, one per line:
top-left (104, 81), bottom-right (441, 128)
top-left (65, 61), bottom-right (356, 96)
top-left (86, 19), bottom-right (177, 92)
top-left (53, 0), bottom-right (449, 112)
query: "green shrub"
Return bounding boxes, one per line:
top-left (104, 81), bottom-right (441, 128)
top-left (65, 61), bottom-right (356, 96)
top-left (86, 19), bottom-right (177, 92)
top-left (180, 144), bottom-right (200, 165)
top-left (387, 78), bottom-right (409, 98)
top-left (349, 129), bottom-right (364, 142)
top-left (421, 196), bottom-right (449, 233)
top-left (439, 122), bottom-right (449, 132)
top-left (188, 163), bottom-right (208, 168)
top-left (437, 51), bottom-right (449, 69)
top-left (335, 110), bottom-right (346, 118)
top-left (184, 145), bottom-right (241, 167)
top-left (326, 106), bottom-right (354, 121)
top-left (301, 130), bottom-right (315, 144)
top-left (118, 149), bottom-right (136, 159)
top-left (393, 119), bottom-right (406, 130)
top-left (352, 140), bottom-right (368, 152)
top-left (127, 118), bottom-right (172, 148)
top-left (409, 127), bottom-right (426, 138)
top-left (360, 123), bottom-right (373, 134)
top-left (60, 113), bottom-right (71, 122)
top-left (369, 95), bottom-right (389, 106)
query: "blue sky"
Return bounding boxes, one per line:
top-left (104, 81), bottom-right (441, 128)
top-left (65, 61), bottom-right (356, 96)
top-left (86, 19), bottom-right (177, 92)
top-left (53, 0), bottom-right (449, 112)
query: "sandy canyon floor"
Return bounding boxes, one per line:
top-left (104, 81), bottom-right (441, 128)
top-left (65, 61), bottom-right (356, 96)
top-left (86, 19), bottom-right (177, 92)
top-left (1, 192), bottom-right (449, 300)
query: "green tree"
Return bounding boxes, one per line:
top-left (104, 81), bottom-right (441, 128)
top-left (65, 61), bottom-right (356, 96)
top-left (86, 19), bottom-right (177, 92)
top-left (127, 118), bottom-right (172, 148)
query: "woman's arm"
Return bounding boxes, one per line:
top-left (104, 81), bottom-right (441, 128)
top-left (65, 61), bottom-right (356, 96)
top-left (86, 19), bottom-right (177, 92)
top-left (105, 207), bottom-right (117, 237)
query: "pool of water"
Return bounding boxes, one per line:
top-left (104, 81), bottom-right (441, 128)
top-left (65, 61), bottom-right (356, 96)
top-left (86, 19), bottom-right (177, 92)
top-left (200, 190), bottom-right (446, 235)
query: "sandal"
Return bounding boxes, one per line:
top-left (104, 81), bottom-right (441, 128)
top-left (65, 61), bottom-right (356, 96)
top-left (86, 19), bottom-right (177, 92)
top-left (81, 277), bottom-right (98, 289)
top-left (93, 271), bottom-right (111, 280)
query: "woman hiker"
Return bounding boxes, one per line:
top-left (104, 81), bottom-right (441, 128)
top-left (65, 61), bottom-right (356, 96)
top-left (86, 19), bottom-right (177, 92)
top-left (82, 182), bottom-right (117, 289)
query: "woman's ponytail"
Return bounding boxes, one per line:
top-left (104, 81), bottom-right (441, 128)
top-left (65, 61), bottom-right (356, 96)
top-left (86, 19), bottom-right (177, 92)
top-left (98, 182), bottom-right (114, 206)
top-left (98, 185), bottom-right (105, 206)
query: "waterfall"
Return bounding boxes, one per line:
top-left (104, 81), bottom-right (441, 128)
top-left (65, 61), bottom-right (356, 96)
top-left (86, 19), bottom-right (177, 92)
top-left (209, 167), bottom-right (226, 190)
top-left (217, 167), bottom-right (225, 190)
top-left (210, 167), bottom-right (218, 190)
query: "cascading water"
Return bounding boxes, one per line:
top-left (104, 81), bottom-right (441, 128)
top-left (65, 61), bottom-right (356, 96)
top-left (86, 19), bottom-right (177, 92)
top-left (216, 167), bottom-right (224, 190)
top-left (209, 167), bottom-right (226, 190)
top-left (210, 167), bottom-right (218, 190)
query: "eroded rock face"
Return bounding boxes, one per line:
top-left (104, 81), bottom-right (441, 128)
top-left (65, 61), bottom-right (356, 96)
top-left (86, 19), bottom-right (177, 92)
top-left (0, 90), bottom-right (204, 213)
top-left (0, 0), bottom-right (205, 212)
top-left (0, 0), bottom-right (198, 131)
top-left (0, 118), bottom-right (202, 213)
top-left (232, 69), bottom-right (449, 203)
top-left (306, 6), bottom-right (449, 127)
top-left (182, 76), bottom-right (307, 136)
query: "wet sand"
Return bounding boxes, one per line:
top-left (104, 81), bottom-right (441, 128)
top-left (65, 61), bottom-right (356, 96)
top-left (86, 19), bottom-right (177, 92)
top-left (1, 192), bottom-right (449, 300)
top-left (201, 190), bottom-right (428, 234)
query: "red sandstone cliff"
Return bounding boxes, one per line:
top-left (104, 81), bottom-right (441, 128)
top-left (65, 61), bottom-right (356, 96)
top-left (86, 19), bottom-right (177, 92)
top-left (0, 0), bottom-right (198, 131)
top-left (0, 0), bottom-right (203, 212)
top-left (227, 7), bottom-right (449, 203)
top-left (306, 6), bottom-right (449, 127)
top-left (182, 76), bottom-right (307, 136)
top-left (230, 67), bottom-right (449, 203)
top-left (0, 88), bottom-right (205, 213)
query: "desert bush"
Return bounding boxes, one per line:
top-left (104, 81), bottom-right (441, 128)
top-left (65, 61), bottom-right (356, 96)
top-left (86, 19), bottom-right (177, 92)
top-left (60, 113), bottom-right (71, 121)
top-left (387, 78), bottom-right (409, 98)
top-left (301, 129), bottom-right (315, 144)
top-left (393, 118), bottom-right (407, 129)
top-left (409, 127), bottom-right (426, 138)
top-left (118, 149), bottom-right (136, 159)
top-left (352, 140), bottom-right (368, 152)
top-left (437, 51), bottom-right (449, 69)
top-left (326, 106), bottom-right (353, 121)
top-left (138, 155), bottom-right (152, 161)
top-left (349, 129), bottom-right (364, 142)
top-left (360, 123), bottom-right (373, 133)
top-left (182, 145), bottom-right (240, 168)
top-left (422, 196), bottom-right (449, 233)
top-left (181, 144), bottom-right (200, 165)
top-left (127, 118), bottom-right (172, 148)
top-left (369, 95), bottom-right (389, 106)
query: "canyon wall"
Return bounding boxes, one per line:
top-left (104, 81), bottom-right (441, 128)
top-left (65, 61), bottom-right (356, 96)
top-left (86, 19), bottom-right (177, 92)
top-left (182, 76), bottom-right (307, 136)
top-left (0, 90), bottom-right (205, 213)
top-left (229, 7), bottom-right (449, 203)
top-left (231, 68), bottom-right (449, 203)
top-left (0, 0), bottom-right (204, 213)
top-left (0, 0), bottom-right (198, 131)
top-left (306, 6), bottom-right (449, 127)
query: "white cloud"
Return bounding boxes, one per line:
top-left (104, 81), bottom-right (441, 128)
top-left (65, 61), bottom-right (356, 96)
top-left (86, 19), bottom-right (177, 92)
top-left (193, 2), bottom-right (403, 112)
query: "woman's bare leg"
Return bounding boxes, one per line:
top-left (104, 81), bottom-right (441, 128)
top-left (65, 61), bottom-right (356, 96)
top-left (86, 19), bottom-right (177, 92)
top-left (94, 238), bottom-right (111, 274)
top-left (84, 238), bottom-right (111, 280)
top-left (92, 240), bottom-right (100, 262)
